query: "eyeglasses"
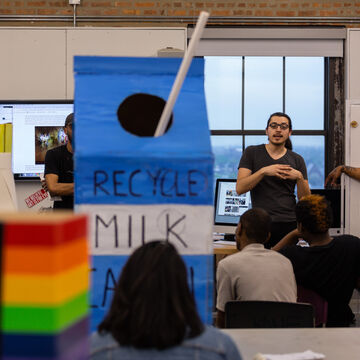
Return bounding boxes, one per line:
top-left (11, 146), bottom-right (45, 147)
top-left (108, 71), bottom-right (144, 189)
top-left (268, 122), bottom-right (289, 130)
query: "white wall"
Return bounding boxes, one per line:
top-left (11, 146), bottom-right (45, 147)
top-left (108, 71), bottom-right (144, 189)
top-left (0, 27), bottom-right (186, 100)
top-left (345, 29), bottom-right (360, 237)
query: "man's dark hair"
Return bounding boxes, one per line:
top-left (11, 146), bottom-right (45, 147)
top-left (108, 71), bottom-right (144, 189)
top-left (296, 194), bottom-right (333, 234)
top-left (239, 208), bottom-right (271, 244)
top-left (267, 111), bottom-right (293, 150)
top-left (98, 241), bottom-right (204, 349)
top-left (65, 113), bottom-right (74, 127)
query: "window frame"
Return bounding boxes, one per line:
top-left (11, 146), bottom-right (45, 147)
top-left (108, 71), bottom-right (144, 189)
top-left (207, 56), bottom-right (333, 185)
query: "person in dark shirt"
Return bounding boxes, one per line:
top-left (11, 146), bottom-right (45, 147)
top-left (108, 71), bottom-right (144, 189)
top-left (44, 113), bottom-right (74, 210)
top-left (236, 112), bottom-right (311, 248)
top-left (273, 194), bottom-right (360, 327)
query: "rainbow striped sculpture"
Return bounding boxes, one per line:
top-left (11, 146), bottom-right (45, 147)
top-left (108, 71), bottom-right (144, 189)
top-left (0, 213), bottom-right (89, 360)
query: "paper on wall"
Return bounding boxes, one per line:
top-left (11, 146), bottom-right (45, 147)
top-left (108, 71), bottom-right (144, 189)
top-left (253, 350), bottom-right (325, 360)
top-left (0, 153), bottom-right (17, 211)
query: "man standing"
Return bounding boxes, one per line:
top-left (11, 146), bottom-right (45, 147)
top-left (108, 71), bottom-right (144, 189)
top-left (236, 112), bottom-right (310, 248)
top-left (274, 194), bottom-right (360, 327)
top-left (44, 113), bottom-right (74, 210)
top-left (216, 208), bottom-right (297, 328)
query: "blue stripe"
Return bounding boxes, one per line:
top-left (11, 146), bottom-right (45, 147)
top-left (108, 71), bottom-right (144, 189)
top-left (90, 254), bottom-right (213, 332)
top-left (75, 157), bottom-right (213, 205)
top-left (3, 317), bottom-right (89, 357)
top-left (73, 58), bottom-right (211, 156)
top-left (74, 74), bottom-right (211, 156)
top-left (74, 56), bottom-right (204, 77)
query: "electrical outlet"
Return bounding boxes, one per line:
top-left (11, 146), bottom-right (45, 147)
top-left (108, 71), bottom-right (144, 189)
top-left (69, 0), bottom-right (80, 4)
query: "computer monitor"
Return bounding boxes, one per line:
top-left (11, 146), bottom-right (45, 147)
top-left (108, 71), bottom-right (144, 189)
top-left (0, 101), bottom-right (74, 180)
top-left (213, 182), bottom-right (342, 237)
top-left (213, 178), bottom-right (251, 235)
top-left (311, 188), bottom-right (343, 236)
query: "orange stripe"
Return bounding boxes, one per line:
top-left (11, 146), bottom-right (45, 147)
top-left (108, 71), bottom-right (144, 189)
top-left (4, 238), bottom-right (88, 274)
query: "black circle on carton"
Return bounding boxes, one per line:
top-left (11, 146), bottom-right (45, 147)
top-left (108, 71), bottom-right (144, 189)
top-left (117, 93), bottom-right (173, 137)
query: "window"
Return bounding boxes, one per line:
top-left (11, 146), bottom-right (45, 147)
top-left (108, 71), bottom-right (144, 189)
top-left (205, 56), bottom-right (326, 188)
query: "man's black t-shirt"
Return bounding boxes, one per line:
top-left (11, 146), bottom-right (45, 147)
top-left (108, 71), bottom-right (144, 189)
top-left (238, 144), bottom-right (308, 222)
top-left (280, 235), bottom-right (360, 326)
top-left (44, 144), bottom-right (74, 209)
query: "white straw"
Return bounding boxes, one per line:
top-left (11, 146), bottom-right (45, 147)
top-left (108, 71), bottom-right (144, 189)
top-left (154, 11), bottom-right (210, 137)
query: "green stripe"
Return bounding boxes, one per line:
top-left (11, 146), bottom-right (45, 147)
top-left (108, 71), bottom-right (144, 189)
top-left (2, 291), bottom-right (88, 333)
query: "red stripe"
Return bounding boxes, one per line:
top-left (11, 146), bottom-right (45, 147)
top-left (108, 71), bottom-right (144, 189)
top-left (3, 216), bottom-right (87, 246)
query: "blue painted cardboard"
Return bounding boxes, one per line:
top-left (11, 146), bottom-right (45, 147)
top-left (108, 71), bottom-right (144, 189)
top-left (90, 254), bottom-right (213, 332)
top-left (74, 56), bottom-right (214, 332)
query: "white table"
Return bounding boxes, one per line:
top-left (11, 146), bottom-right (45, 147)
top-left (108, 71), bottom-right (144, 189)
top-left (222, 328), bottom-right (360, 360)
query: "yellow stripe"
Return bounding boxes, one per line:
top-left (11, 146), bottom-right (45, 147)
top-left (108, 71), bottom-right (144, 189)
top-left (3, 263), bottom-right (89, 305)
top-left (0, 124), bottom-right (5, 152)
top-left (4, 123), bottom-right (12, 152)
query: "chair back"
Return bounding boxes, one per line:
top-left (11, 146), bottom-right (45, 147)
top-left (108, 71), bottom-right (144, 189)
top-left (297, 285), bottom-right (328, 327)
top-left (224, 300), bottom-right (314, 328)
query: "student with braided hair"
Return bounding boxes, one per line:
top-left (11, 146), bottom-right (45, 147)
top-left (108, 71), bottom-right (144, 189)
top-left (273, 194), bottom-right (360, 327)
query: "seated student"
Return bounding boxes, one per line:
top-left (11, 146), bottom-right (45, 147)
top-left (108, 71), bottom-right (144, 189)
top-left (216, 208), bottom-right (297, 328)
top-left (274, 194), bottom-right (360, 327)
top-left (91, 241), bottom-right (242, 360)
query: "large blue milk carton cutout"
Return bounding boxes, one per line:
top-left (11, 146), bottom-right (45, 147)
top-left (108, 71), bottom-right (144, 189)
top-left (73, 56), bottom-right (214, 331)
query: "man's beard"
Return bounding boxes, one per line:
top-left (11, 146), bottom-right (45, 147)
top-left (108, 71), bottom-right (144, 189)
top-left (268, 136), bottom-right (286, 147)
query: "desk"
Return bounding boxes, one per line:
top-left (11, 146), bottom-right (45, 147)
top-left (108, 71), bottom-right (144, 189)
top-left (213, 242), bottom-right (238, 255)
top-left (222, 328), bottom-right (360, 360)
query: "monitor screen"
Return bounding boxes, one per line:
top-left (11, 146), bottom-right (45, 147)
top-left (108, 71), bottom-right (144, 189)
top-left (0, 101), bottom-right (73, 179)
top-left (214, 178), bottom-right (251, 234)
top-left (213, 182), bottom-right (342, 236)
